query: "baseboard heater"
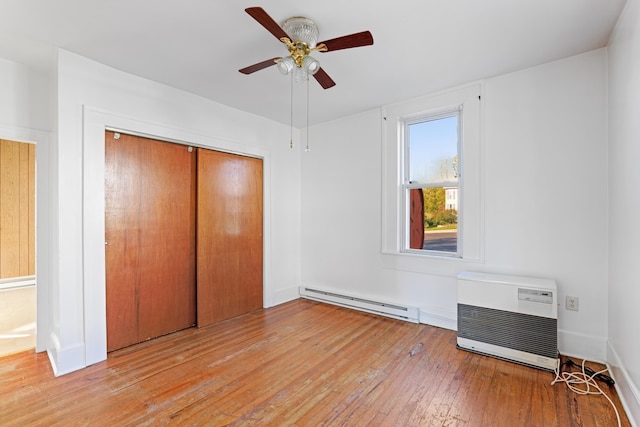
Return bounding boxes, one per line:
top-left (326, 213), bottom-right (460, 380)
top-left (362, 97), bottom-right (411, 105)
top-left (299, 287), bottom-right (419, 323)
top-left (457, 272), bottom-right (558, 371)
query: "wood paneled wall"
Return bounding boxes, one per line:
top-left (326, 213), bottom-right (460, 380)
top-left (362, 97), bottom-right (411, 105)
top-left (0, 139), bottom-right (35, 279)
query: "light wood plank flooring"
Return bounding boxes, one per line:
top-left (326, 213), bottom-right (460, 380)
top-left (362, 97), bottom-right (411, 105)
top-left (0, 299), bottom-right (631, 426)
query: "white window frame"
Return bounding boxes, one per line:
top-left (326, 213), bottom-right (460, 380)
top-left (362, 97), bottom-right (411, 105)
top-left (402, 109), bottom-right (462, 257)
top-left (382, 83), bottom-right (482, 262)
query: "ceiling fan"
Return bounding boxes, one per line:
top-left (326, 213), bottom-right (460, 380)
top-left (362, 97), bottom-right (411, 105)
top-left (239, 7), bottom-right (374, 89)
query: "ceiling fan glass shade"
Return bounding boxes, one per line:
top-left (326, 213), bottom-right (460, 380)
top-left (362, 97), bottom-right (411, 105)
top-left (302, 56), bottom-right (320, 75)
top-left (283, 17), bottom-right (319, 48)
top-left (277, 56), bottom-right (295, 75)
top-left (294, 67), bottom-right (309, 82)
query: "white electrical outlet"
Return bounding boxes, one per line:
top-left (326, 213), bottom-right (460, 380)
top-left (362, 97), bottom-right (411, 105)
top-left (566, 296), bottom-right (579, 311)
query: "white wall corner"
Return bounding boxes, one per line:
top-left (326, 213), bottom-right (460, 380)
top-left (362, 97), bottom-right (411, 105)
top-left (608, 342), bottom-right (640, 427)
top-left (419, 306), bottom-right (457, 331)
top-left (558, 328), bottom-right (607, 362)
top-left (271, 286), bottom-right (301, 307)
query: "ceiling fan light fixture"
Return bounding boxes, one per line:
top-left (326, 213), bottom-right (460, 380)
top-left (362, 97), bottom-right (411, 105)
top-left (283, 17), bottom-right (319, 48)
top-left (294, 66), bottom-right (309, 82)
top-left (302, 56), bottom-right (320, 75)
top-left (277, 56), bottom-right (295, 75)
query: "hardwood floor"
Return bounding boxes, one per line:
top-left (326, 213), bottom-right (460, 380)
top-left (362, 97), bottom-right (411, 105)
top-left (0, 299), bottom-right (631, 426)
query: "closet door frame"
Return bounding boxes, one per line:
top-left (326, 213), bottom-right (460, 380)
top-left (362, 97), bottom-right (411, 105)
top-left (82, 107), bottom-right (272, 366)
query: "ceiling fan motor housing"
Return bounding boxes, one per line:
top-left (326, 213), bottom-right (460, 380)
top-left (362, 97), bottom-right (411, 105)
top-left (283, 17), bottom-right (319, 48)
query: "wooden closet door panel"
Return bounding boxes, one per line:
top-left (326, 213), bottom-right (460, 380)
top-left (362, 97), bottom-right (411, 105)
top-left (105, 132), bottom-right (196, 351)
top-left (197, 149), bottom-right (263, 327)
top-left (105, 132), bottom-right (142, 351)
top-left (135, 138), bottom-right (196, 341)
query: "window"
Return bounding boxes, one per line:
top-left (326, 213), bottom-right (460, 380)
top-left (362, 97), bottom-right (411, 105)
top-left (403, 112), bottom-right (460, 255)
top-left (381, 83), bottom-right (482, 262)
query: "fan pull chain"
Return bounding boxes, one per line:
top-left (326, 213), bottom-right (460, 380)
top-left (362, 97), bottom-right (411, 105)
top-left (290, 72), bottom-right (294, 149)
top-left (305, 77), bottom-right (310, 152)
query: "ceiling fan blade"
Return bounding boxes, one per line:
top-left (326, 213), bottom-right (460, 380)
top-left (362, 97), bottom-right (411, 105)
top-left (313, 68), bottom-right (336, 89)
top-left (245, 7), bottom-right (290, 41)
top-left (318, 31), bottom-right (374, 52)
top-left (239, 58), bottom-right (280, 75)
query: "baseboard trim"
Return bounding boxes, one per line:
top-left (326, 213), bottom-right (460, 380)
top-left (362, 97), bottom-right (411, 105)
top-left (47, 339), bottom-right (86, 377)
top-left (419, 306), bottom-right (457, 331)
top-left (608, 342), bottom-right (640, 427)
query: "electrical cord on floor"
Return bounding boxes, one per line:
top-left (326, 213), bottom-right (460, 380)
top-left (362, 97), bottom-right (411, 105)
top-left (563, 358), bottom-right (616, 385)
top-left (551, 357), bottom-right (621, 427)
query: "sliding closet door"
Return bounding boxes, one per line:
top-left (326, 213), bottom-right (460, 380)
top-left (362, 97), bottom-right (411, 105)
top-left (105, 131), bottom-right (196, 351)
top-left (197, 149), bottom-right (263, 327)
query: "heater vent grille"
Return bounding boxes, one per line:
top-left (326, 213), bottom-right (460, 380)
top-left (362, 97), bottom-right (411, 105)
top-left (457, 304), bottom-right (557, 359)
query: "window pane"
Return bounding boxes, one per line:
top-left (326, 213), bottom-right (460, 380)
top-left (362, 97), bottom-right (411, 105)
top-left (407, 116), bottom-right (458, 185)
top-left (405, 113), bottom-right (459, 254)
top-left (422, 186), bottom-right (458, 252)
top-left (407, 187), bottom-right (458, 252)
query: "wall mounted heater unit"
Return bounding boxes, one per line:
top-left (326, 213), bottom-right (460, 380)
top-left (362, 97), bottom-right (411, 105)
top-left (457, 272), bottom-right (558, 371)
top-left (299, 287), bottom-right (420, 323)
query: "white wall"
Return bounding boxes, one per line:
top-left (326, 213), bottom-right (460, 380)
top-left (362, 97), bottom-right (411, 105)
top-left (608, 0), bottom-right (640, 422)
top-left (51, 49), bottom-right (302, 375)
top-left (0, 57), bottom-right (52, 132)
top-left (302, 49), bottom-right (609, 360)
top-left (484, 50), bottom-right (609, 358)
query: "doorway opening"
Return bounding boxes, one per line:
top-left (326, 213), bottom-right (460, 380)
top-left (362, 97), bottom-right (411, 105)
top-left (0, 138), bottom-right (36, 356)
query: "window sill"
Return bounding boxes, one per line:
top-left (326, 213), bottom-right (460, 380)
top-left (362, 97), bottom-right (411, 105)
top-left (400, 249), bottom-right (462, 259)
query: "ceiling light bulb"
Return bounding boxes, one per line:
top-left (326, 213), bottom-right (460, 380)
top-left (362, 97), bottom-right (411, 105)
top-left (302, 56), bottom-right (320, 75)
top-left (277, 56), bottom-right (295, 75)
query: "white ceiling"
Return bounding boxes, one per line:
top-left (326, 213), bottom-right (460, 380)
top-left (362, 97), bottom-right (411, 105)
top-left (0, 0), bottom-right (627, 128)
